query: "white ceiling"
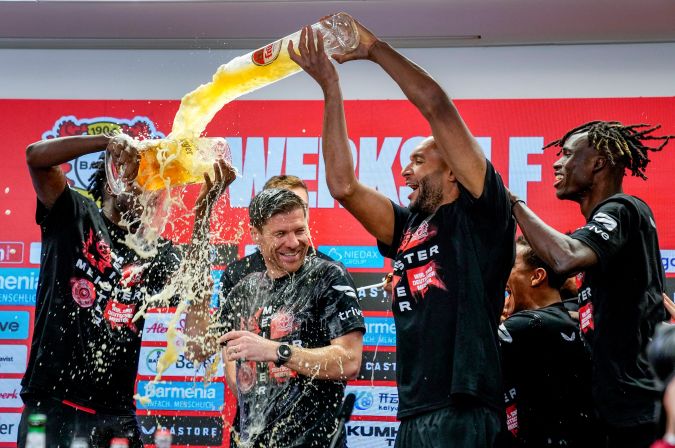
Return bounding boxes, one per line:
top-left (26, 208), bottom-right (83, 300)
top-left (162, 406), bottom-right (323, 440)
top-left (0, 0), bottom-right (674, 49)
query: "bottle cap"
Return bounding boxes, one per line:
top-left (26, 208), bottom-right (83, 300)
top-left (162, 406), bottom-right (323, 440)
top-left (28, 414), bottom-right (47, 426)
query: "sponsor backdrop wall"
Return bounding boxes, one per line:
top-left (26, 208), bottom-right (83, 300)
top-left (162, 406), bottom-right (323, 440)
top-left (1, 43), bottom-right (675, 447)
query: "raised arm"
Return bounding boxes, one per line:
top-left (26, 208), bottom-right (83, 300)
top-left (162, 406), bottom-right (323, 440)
top-left (334, 21), bottom-right (487, 198)
top-left (26, 134), bottom-right (139, 209)
top-left (26, 135), bottom-right (106, 208)
top-left (289, 26), bottom-right (395, 245)
top-left (184, 159), bottom-right (236, 363)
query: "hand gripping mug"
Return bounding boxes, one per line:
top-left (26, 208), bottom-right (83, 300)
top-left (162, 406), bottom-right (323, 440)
top-left (105, 136), bottom-right (231, 194)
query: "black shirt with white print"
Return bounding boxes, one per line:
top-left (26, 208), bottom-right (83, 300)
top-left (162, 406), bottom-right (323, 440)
top-left (499, 302), bottom-right (597, 447)
top-left (219, 255), bottom-right (365, 448)
top-left (21, 187), bottom-right (180, 413)
top-left (378, 161), bottom-right (516, 419)
top-left (570, 193), bottom-right (666, 426)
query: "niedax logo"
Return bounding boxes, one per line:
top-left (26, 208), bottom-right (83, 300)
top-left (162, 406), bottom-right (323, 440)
top-left (592, 212), bottom-right (618, 232)
top-left (41, 115), bottom-right (164, 192)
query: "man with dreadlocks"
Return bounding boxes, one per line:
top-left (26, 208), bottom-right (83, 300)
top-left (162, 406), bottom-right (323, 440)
top-left (18, 134), bottom-right (234, 447)
top-left (509, 120), bottom-right (673, 447)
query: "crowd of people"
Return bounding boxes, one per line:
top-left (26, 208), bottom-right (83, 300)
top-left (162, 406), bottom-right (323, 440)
top-left (17, 16), bottom-right (674, 448)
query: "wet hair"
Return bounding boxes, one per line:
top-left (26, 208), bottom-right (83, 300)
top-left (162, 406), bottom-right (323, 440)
top-left (544, 121), bottom-right (673, 180)
top-left (516, 235), bottom-right (567, 290)
top-left (263, 175), bottom-right (308, 193)
top-left (87, 152), bottom-right (107, 204)
top-left (249, 188), bottom-right (307, 230)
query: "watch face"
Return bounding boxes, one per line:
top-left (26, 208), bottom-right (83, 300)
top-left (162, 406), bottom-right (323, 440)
top-left (279, 344), bottom-right (292, 358)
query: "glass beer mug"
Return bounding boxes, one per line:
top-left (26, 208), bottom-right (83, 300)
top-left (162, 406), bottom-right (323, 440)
top-left (105, 136), bottom-right (231, 194)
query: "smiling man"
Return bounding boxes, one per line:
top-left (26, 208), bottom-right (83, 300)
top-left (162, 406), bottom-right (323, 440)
top-left (290, 22), bottom-right (515, 448)
top-left (510, 121), bottom-right (673, 447)
top-left (186, 188), bottom-right (364, 448)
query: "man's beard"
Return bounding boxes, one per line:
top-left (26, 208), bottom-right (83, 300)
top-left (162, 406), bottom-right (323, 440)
top-left (408, 174), bottom-right (443, 215)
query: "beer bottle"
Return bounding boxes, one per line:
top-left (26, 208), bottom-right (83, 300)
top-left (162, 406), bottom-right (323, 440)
top-left (70, 437), bottom-right (89, 448)
top-left (154, 427), bottom-right (173, 448)
top-left (109, 438), bottom-right (129, 448)
top-left (170, 12), bottom-right (360, 139)
top-left (25, 414), bottom-right (47, 448)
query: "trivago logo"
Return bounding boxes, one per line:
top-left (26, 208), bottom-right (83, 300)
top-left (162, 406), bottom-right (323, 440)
top-left (136, 381), bottom-right (224, 411)
top-left (42, 115), bottom-right (164, 192)
top-left (346, 385), bottom-right (399, 418)
top-left (0, 311), bottom-right (30, 340)
top-left (0, 345), bottom-right (28, 374)
top-left (0, 268), bottom-right (39, 306)
top-left (0, 379), bottom-right (23, 408)
top-left (138, 415), bottom-right (223, 446)
top-left (138, 346), bottom-right (223, 377)
top-left (363, 316), bottom-right (396, 347)
top-left (0, 413), bottom-right (21, 443)
top-left (346, 421), bottom-right (400, 448)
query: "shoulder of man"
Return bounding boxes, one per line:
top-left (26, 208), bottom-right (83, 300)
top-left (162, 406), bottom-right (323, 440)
top-left (591, 193), bottom-right (652, 222)
top-left (225, 250), bottom-right (265, 279)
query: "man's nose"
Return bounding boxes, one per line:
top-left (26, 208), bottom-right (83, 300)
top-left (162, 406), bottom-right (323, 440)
top-left (401, 162), bottom-right (413, 177)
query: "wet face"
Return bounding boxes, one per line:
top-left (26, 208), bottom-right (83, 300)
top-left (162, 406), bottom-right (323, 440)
top-left (552, 132), bottom-right (602, 201)
top-left (113, 184), bottom-right (144, 220)
top-left (252, 207), bottom-right (310, 278)
top-left (506, 245), bottom-right (535, 313)
top-left (102, 182), bottom-right (144, 224)
top-left (402, 139), bottom-right (449, 214)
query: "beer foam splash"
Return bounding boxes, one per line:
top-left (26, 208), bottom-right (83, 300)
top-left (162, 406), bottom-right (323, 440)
top-left (170, 46), bottom-right (301, 140)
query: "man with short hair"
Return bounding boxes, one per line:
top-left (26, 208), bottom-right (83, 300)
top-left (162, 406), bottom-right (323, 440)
top-left (19, 134), bottom-right (233, 447)
top-left (510, 121), bottom-right (673, 447)
top-left (187, 188), bottom-right (365, 448)
top-left (217, 174), bottom-right (335, 301)
top-left (290, 22), bottom-right (515, 447)
top-left (499, 236), bottom-right (598, 447)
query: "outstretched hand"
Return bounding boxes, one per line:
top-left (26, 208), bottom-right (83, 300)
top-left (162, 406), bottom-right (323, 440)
top-left (288, 26), bottom-right (339, 91)
top-left (106, 134), bottom-right (140, 184)
top-left (663, 293), bottom-right (675, 321)
top-left (193, 158), bottom-right (236, 241)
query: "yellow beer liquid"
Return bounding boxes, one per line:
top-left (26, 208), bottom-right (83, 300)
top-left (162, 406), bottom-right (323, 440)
top-left (136, 138), bottom-right (225, 191)
top-left (170, 45), bottom-right (300, 139)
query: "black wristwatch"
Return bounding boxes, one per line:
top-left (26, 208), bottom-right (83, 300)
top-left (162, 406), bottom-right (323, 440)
top-left (275, 343), bottom-right (292, 367)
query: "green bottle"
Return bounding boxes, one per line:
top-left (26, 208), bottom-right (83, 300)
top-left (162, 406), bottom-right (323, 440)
top-left (25, 414), bottom-right (47, 448)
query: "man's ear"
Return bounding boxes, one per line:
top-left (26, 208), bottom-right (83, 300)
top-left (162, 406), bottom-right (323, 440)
top-left (531, 267), bottom-right (547, 287)
top-left (250, 225), bottom-right (261, 245)
top-left (593, 156), bottom-right (608, 173)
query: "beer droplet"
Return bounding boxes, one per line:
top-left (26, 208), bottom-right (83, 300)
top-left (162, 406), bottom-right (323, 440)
top-left (3, 187), bottom-right (9, 194)
top-left (4, 209), bottom-right (10, 215)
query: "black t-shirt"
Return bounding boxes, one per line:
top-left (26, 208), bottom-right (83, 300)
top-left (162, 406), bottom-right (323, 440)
top-left (218, 247), bottom-right (335, 300)
top-left (570, 193), bottom-right (666, 426)
top-left (499, 302), bottom-right (597, 447)
top-left (22, 187), bottom-right (181, 413)
top-left (219, 256), bottom-right (365, 448)
top-left (378, 161), bottom-right (516, 419)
